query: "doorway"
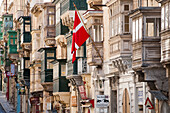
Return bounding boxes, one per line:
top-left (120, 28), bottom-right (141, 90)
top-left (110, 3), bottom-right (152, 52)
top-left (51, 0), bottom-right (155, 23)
top-left (122, 88), bottom-right (130, 113)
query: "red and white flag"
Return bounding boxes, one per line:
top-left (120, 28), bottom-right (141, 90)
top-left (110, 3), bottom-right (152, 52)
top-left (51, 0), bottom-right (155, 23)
top-left (71, 11), bottom-right (90, 63)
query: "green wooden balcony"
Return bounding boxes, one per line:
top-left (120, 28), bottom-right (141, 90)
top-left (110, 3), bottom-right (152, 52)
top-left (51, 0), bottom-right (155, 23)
top-left (52, 60), bottom-right (69, 93)
top-left (7, 30), bottom-right (18, 54)
top-left (60, 0), bottom-right (87, 15)
top-left (18, 16), bottom-right (32, 44)
top-left (38, 47), bottom-right (56, 83)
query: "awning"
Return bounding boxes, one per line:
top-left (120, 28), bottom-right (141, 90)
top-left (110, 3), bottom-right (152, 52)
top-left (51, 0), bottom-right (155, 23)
top-left (149, 90), bottom-right (168, 101)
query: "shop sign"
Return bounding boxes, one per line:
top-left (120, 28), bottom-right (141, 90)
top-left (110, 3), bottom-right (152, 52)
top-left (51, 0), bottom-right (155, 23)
top-left (19, 86), bottom-right (25, 95)
top-left (78, 85), bottom-right (87, 99)
top-left (96, 95), bottom-right (109, 108)
top-left (138, 87), bottom-right (143, 105)
top-left (10, 64), bottom-right (15, 76)
top-left (71, 96), bottom-right (77, 107)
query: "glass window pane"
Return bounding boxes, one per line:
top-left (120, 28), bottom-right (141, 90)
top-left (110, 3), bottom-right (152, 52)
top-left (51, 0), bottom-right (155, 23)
top-left (61, 64), bottom-right (66, 76)
top-left (25, 24), bottom-right (30, 32)
top-left (15, 39), bottom-right (17, 44)
top-left (47, 59), bottom-right (53, 69)
top-left (10, 39), bottom-right (13, 44)
top-left (165, 4), bottom-right (168, 29)
top-left (139, 17), bottom-right (142, 40)
top-left (132, 20), bottom-right (136, 42)
top-left (124, 5), bottom-right (129, 11)
top-left (47, 53), bottom-right (54, 57)
top-left (25, 60), bottom-right (30, 68)
top-left (48, 15), bottom-right (54, 25)
top-left (125, 16), bottom-right (129, 32)
top-left (48, 8), bottom-right (54, 14)
top-left (161, 6), bottom-right (165, 30)
top-left (136, 19), bottom-right (138, 41)
top-left (146, 18), bottom-right (154, 37)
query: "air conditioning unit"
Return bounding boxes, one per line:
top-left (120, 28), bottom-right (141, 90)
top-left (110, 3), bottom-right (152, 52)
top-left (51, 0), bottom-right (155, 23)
top-left (78, 58), bottom-right (89, 75)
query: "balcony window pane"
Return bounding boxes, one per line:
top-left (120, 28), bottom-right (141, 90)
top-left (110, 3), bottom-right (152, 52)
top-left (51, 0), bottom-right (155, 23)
top-left (139, 17), bottom-right (142, 40)
top-left (15, 39), bottom-right (17, 44)
top-left (48, 8), bottom-right (54, 14)
top-left (125, 15), bottom-right (129, 32)
top-left (124, 5), bottom-right (129, 11)
top-left (145, 18), bottom-right (160, 37)
top-left (146, 18), bottom-right (154, 37)
top-left (48, 15), bottom-right (54, 25)
top-left (25, 24), bottom-right (30, 32)
top-left (47, 59), bottom-right (53, 69)
top-left (10, 39), bottom-right (13, 44)
top-left (61, 64), bottom-right (66, 76)
top-left (136, 19), bottom-right (139, 41)
top-left (165, 4), bottom-right (168, 29)
top-left (47, 53), bottom-right (54, 57)
top-left (132, 20), bottom-right (135, 42)
top-left (169, 3), bottom-right (170, 28)
top-left (25, 60), bottom-right (30, 68)
top-left (161, 6), bottom-right (165, 30)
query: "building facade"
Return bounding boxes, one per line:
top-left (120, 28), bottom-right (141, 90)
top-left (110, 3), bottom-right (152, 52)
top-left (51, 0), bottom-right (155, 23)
top-left (0, 0), bottom-right (170, 113)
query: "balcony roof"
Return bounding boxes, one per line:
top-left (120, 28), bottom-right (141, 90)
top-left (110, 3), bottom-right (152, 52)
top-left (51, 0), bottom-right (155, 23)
top-left (38, 47), bottom-right (57, 53)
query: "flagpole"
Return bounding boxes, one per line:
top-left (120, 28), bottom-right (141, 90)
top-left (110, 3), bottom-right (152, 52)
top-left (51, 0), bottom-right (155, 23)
top-left (73, 2), bottom-right (103, 64)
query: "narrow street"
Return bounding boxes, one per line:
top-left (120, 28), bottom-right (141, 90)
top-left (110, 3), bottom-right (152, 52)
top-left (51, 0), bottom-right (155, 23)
top-left (0, 104), bottom-right (5, 113)
top-left (0, 91), bottom-right (15, 113)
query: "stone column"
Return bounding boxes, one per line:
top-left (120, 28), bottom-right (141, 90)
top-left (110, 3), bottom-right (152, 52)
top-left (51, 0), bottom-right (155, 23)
top-left (166, 64), bottom-right (170, 106)
top-left (43, 91), bottom-right (51, 112)
top-left (30, 67), bottom-right (34, 92)
top-left (34, 64), bottom-right (43, 91)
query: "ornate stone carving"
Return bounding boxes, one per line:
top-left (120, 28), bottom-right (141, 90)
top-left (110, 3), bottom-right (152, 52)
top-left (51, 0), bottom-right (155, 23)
top-left (45, 38), bottom-right (56, 46)
top-left (109, 58), bottom-right (132, 74)
top-left (22, 43), bottom-right (32, 51)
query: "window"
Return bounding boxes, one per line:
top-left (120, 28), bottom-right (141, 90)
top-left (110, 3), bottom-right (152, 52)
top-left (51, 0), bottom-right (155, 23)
top-left (47, 59), bottom-right (53, 69)
top-left (25, 60), bottom-right (30, 68)
top-left (132, 17), bottom-right (142, 42)
top-left (15, 39), bottom-right (17, 44)
top-left (48, 15), bottom-right (54, 25)
top-left (145, 18), bottom-right (160, 37)
top-left (25, 24), bottom-right (30, 32)
top-left (161, 2), bottom-right (170, 30)
top-left (109, 1), bottom-right (121, 37)
top-left (124, 5), bottom-right (129, 11)
top-left (61, 64), bottom-right (66, 76)
top-left (47, 53), bottom-right (54, 57)
top-left (10, 39), bottom-right (13, 44)
top-left (48, 8), bottom-right (54, 14)
top-left (47, 7), bottom-right (55, 26)
top-left (124, 15), bottom-right (129, 32)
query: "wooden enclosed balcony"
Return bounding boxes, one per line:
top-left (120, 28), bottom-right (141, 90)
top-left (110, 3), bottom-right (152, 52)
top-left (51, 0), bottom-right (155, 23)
top-left (87, 0), bottom-right (102, 10)
top-left (161, 26), bottom-right (170, 64)
top-left (129, 7), bottom-right (161, 70)
top-left (60, 0), bottom-right (87, 30)
top-left (87, 42), bottom-right (103, 66)
top-left (42, 3), bottom-right (56, 46)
